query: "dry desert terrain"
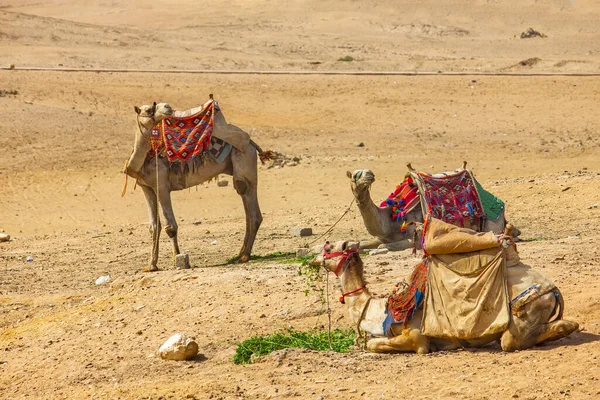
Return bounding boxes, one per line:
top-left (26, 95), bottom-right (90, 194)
top-left (1, 1), bottom-right (600, 399)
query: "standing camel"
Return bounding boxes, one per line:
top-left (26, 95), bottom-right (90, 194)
top-left (124, 102), bottom-right (271, 271)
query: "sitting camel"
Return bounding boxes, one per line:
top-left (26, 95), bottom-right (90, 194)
top-left (312, 240), bottom-right (578, 354)
top-left (124, 101), bottom-right (272, 271)
top-left (348, 167), bottom-right (516, 250)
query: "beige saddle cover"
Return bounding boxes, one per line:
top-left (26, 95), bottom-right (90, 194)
top-left (421, 217), bottom-right (510, 339)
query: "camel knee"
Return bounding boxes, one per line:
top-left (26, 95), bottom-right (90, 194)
top-left (149, 221), bottom-right (161, 235)
top-left (164, 223), bottom-right (178, 238)
top-left (234, 179), bottom-right (249, 195)
top-left (500, 331), bottom-right (519, 352)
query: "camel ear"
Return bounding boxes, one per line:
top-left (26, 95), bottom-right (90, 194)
top-left (134, 106), bottom-right (141, 115)
top-left (346, 170), bottom-right (352, 179)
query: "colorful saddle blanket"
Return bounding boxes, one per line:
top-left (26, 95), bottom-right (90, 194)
top-left (383, 259), bottom-right (428, 335)
top-left (412, 169), bottom-right (486, 230)
top-left (150, 101), bottom-right (216, 162)
top-left (379, 176), bottom-right (421, 222)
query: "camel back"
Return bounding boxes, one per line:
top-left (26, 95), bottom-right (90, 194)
top-left (410, 168), bottom-right (486, 231)
top-left (149, 98), bottom-right (250, 163)
top-left (381, 166), bottom-right (505, 228)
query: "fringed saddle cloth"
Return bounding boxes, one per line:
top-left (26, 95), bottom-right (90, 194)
top-left (380, 176), bottom-right (420, 223)
top-left (149, 99), bottom-right (231, 163)
top-left (412, 169), bottom-right (486, 231)
top-left (383, 259), bottom-right (428, 335)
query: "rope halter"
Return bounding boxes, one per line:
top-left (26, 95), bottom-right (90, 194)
top-left (321, 241), bottom-right (364, 303)
top-left (321, 241), bottom-right (359, 277)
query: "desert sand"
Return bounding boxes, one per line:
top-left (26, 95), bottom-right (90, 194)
top-left (1, 1), bottom-right (600, 399)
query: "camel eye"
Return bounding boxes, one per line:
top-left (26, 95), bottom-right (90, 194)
top-left (354, 171), bottom-right (363, 182)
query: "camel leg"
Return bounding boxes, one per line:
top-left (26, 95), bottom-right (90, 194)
top-left (500, 292), bottom-right (572, 351)
top-left (536, 320), bottom-right (579, 345)
top-left (366, 329), bottom-right (429, 354)
top-left (158, 188), bottom-right (187, 268)
top-left (357, 238), bottom-right (383, 250)
top-left (232, 147), bottom-right (262, 263)
top-left (141, 185), bottom-right (161, 272)
top-left (234, 177), bottom-right (262, 262)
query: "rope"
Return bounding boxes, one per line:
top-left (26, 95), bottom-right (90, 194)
top-left (153, 146), bottom-right (160, 256)
top-left (307, 197), bottom-right (355, 246)
top-left (325, 269), bottom-right (333, 351)
top-left (4, 66), bottom-right (600, 77)
top-left (355, 297), bottom-right (372, 350)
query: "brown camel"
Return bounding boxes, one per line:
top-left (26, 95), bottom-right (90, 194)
top-left (313, 240), bottom-right (579, 354)
top-left (124, 102), bottom-right (271, 271)
top-left (348, 168), bottom-right (514, 250)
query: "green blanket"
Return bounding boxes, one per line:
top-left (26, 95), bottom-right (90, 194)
top-left (474, 180), bottom-right (505, 222)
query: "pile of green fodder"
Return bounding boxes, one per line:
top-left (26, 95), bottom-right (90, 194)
top-left (234, 329), bottom-right (356, 364)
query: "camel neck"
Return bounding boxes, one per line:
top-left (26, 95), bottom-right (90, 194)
top-left (354, 186), bottom-right (373, 208)
top-left (339, 270), bottom-right (371, 314)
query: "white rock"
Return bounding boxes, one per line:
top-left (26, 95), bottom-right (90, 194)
top-left (0, 233), bottom-right (10, 242)
top-left (369, 248), bottom-right (389, 256)
top-left (210, 240), bottom-right (217, 245)
top-left (158, 333), bottom-right (199, 361)
top-left (95, 275), bottom-right (111, 285)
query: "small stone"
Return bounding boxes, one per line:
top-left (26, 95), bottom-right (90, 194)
top-left (561, 186), bottom-right (571, 192)
top-left (192, 220), bottom-right (202, 225)
top-left (210, 240), bottom-right (217, 245)
top-left (369, 248), bottom-right (389, 256)
top-left (158, 333), bottom-right (199, 361)
top-left (588, 204), bottom-right (598, 209)
top-left (290, 227), bottom-right (312, 237)
top-left (95, 275), bottom-right (111, 285)
top-left (296, 248), bottom-right (310, 257)
top-left (217, 180), bottom-right (229, 187)
top-left (357, 142), bottom-right (365, 147)
top-left (175, 253), bottom-right (190, 269)
top-left (259, 314), bottom-right (267, 318)
top-left (26, 256), bottom-right (33, 262)
top-left (0, 233), bottom-right (10, 242)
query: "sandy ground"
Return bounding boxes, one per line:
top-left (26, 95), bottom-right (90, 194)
top-left (1, 1), bottom-right (600, 399)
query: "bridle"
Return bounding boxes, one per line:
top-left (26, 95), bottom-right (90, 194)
top-left (321, 242), bottom-right (365, 304)
top-left (322, 241), bottom-right (359, 277)
top-left (321, 241), bottom-right (372, 349)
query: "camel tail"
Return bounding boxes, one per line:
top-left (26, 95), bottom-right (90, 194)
top-left (250, 139), bottom-right (275, 165)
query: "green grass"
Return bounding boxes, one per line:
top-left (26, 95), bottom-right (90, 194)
top-left (233, 329), bottom-right (356, 364)
top-left (225, 251), bottom-right (314, 265)
top-left (337, 56), bottom-right (355, 62)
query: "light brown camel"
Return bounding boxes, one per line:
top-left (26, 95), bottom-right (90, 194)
top-left (312, 240), bottom-right (579, 354)
top-left (348, 168), bottom-right (513, 250)
top-left (124, 102), bottom-right (271, 271)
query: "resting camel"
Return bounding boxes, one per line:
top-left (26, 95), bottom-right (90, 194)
top-left (312, 240), bottom-right (579, 354)
top-left (348, 168), bottom-right (516, 250)
top-left (124, 102), bottom-right (271, 271)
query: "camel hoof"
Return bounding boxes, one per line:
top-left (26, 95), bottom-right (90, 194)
top-left (142, 266), bottom-right (159, 273)
top-left (238, 255), bottom-right (250, 263)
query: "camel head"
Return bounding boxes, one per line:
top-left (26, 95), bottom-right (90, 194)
top-left (125, 102), bottom-right (173, 177)
top-left (310, 241), bottom-right (364, 277)
top-left (347, 169), bottom-right (375, 203)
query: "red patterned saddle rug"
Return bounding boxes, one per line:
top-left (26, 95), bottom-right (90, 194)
top-left (150, 100), bottom-right (216, 162)
top-left (412, 169), bottom-right (485, 230)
